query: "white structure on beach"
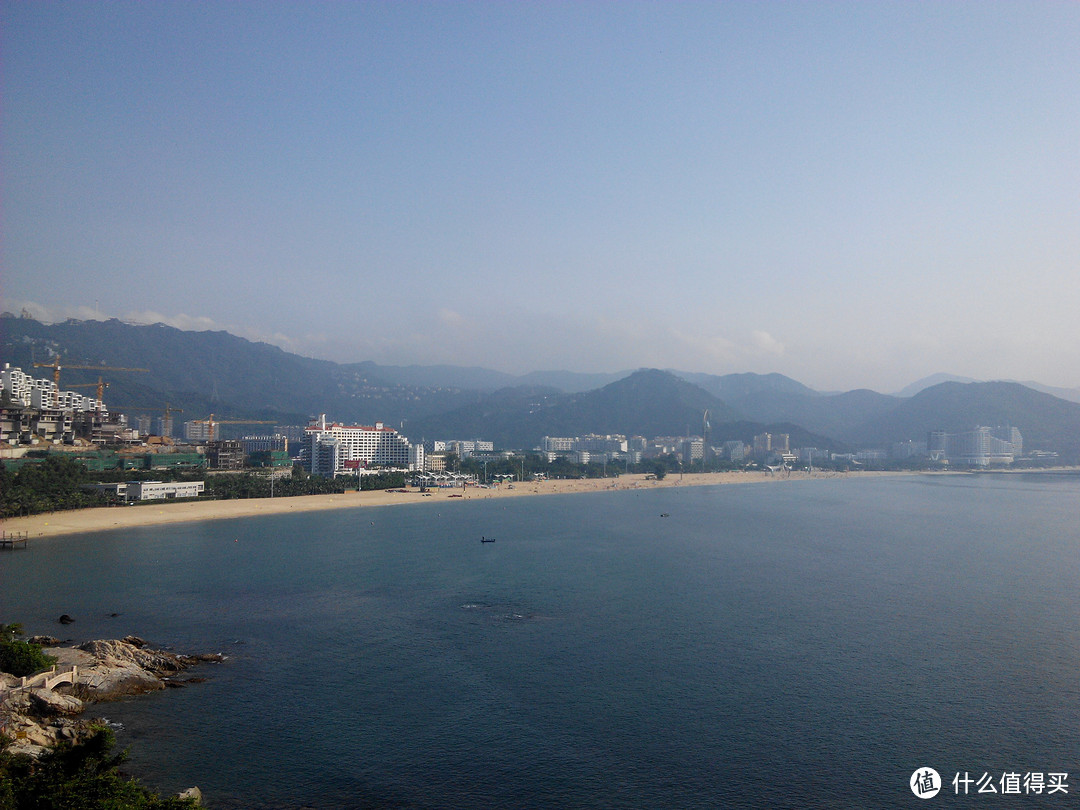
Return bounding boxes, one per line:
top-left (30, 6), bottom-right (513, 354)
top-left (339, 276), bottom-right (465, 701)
top-left (305, 414), bottom-right (421, 476)
top-left (84, 480), bottom-right (205, 501)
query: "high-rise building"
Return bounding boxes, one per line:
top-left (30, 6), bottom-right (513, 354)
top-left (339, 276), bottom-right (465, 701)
top-left (926, 426), bottom-right (1021, 466)
top-left (305, 414), bottom-right (418, 476)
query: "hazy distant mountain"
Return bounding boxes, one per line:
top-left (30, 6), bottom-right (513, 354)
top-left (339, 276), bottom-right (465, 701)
top-left (894, 373), bottom-right (979, 397)
top-left (1011, 381), bottom-right (1080, 405)
top-left (405, 369), bottom-right (737, 448)
top-left (725, 388), bottom-right (901, 439)
top-left (341, 361), bottom-right (518, 392)
top-left (0, 317), bottom-right (481, 428)
top-left (2, 317), bottom-right (1077, 458)
top-left (895, 373), bottom-right (1080, 404)
top-left (674, 371), bottom-right (818, 400)
top-left (844, 381), bottom-right (1080, 457)
top-left (404, 369), bottom-right (841, 451)
top-left (515, 369), bottom-right (632, 393)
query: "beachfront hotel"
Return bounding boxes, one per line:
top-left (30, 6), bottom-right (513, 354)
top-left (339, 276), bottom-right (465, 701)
top-left (305, 414), bottom-right (422, 476)
top-left (927, 426), bottom-right (1022, 466)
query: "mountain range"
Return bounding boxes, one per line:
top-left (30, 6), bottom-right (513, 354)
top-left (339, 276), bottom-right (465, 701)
top-left (2, 315), bottom-right (1079, 460)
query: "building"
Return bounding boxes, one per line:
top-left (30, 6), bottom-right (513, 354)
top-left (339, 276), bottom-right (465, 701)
top-left (926, 426), bottom-right (1022, 466)
top-left (425, 453), bottom-right (448, 473)
top-left (1, 364), bottom-right (109, 444)
top-left (542, 437), bottom-right (575, 453)
top-left (722, 441), bottom-right (747, 462)
top-left (240, 434), bottom-right (289, 454)
top-left (85, 480), bottom-right (205, 502)
top-left (207, 440), bottom-right (245, 470)
top-left (680, 437), bottom-right (704, 464)
top-left (127, 480), bottom-right (205, 501)
top-left (753, 433), bottom-right (772, 456)
top-left (184, 420), bottom-right (213, 442)
top-left (305, 414), bottom-right (418, 476)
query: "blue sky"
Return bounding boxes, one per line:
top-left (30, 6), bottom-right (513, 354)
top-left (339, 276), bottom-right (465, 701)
top-left (3, 1), bottom-right (1078, 392)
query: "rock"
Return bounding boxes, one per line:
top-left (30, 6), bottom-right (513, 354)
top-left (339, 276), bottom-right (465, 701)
top-left (27, 635), bottom-right (61, 646)
top-left (57, 614), bottom-right (75, 625)
top-left (78, 639), bottom-right (188, 675)
top-left (122, 635), bottom-right (148, 648)
top-left (177, 787), bottom-right (202, 804)
top-left (71, 638), bottom-right (219, 701)
top-left (25, 725), bottom-right (55, 747)
top-left (4, 738), bottom-right (48, 759)
top-left (28, 688), bottom-right (84, 716)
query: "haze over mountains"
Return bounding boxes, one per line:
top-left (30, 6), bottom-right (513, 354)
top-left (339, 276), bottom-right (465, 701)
top-left (3, 316), bottom-right (1079, 460)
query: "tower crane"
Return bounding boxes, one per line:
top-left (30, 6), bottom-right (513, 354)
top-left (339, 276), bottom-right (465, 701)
top-left (113, 403), bottom-right (184, 428)
top-left (32, 358), bottom-right (149, 388)
top-left (67, 377), bottom-right (110, 403)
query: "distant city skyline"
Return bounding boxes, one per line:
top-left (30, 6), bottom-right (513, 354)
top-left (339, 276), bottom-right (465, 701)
top-left (3, 2), bottom-right (1078, 392)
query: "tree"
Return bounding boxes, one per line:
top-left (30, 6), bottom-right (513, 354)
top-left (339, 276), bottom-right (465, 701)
top-left (0, 725), bottom-right (199, 809)
top-left (0, 623), bottom-right (56, 678)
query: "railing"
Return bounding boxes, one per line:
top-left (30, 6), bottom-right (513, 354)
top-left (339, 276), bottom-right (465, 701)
top-left (17, 665), bottom-right (78, 690)
top-left (0, 531), bottom-right (29, 549)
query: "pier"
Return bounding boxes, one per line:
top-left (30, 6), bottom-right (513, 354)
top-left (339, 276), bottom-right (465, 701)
top-left (0, 531), bottom-right (29, 549)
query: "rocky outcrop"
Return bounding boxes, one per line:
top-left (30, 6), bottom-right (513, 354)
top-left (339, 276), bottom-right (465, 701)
top-left (52, 638), bottom-right (225, 701)
top-left (1, 637), bottom-right (222, 759)
top-left (1, 688), bottom-right (90, 758)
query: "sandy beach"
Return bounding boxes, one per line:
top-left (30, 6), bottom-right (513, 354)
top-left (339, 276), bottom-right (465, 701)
top-left (1, 470), bottom-right (887, 540)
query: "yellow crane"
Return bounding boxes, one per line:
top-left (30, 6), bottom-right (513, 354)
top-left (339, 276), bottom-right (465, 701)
top-left (194, 419), bottom-right (278, 444)
top-left (33, 358), bottom-right (149, 388)
top-left (113, 402), bottom-right (184, 423)
top-left (67, 376), bottom-right (111, 403)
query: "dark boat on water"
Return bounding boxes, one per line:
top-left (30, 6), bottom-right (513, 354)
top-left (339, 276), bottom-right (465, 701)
top-left (481, 536), bottom-right (496, 543)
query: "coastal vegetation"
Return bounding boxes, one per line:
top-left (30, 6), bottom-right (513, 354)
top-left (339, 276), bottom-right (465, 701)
top-left (0, 726), bottom-right (198, 809)
top-left (0, 625), bottom-right (55, 679)
top-left (0, 456), bottom-right (109, 519)
top-left (0, 456), bottom-right (408, 518)
top-left (1, 443), bottom-right (952, 520)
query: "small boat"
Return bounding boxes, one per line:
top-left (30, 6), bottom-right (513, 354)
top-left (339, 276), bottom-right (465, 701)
top-left (660, 513), bottom-right (670, 518)
top-left (481, 536), bottom-right (496, 543)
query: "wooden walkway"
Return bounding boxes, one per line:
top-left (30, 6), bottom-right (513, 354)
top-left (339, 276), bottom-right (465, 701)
top-left (0, 531), bottom-right (29, 549)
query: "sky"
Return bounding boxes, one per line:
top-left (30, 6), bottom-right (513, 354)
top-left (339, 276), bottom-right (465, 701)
top-left (2, 1), bottom-right (1078, 393)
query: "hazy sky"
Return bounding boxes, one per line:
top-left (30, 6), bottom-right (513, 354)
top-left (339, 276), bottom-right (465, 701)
top-left (3, 1), bottom-right (1078, 392)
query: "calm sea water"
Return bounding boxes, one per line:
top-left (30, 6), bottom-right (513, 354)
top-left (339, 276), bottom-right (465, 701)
top-left (2, 474), bottom-right (1078, 808)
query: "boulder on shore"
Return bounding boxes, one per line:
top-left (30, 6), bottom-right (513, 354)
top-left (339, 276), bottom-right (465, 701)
top-left (69, 638), bottom-right (218, 701)
top-left (2, 637), bottom-right (221, 759)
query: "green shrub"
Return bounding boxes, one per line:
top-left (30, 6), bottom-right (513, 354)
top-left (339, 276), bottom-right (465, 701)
top-left (0, 641), bottom-right (56, 679)
top-left (0, 623), bottom-right (56, 678)
top-left (0, 726), bottom-right (199, 809)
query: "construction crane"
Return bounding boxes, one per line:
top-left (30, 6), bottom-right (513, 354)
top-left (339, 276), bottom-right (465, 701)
top-left (67, 377), bottom-right (110, 403)
top-left (112, 403), bottom-right (184, 441)
top-left (33, 357), bottom-right (149, 388)
top-left (194, 419), bottom-right (278, 444)
top-left (114, 403), bottom-right (184, 423)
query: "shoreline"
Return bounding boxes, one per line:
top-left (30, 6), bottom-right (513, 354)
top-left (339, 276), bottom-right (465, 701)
top-left (0, 470), bottom-right (908, 540)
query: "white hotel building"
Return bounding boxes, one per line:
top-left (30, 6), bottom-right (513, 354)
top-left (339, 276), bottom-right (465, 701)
top-left (305, 414), bottom-right (422, 476)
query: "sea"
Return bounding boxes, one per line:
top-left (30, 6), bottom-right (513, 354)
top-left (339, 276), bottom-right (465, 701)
top-left (2, 473), bottom-right (1078, 809)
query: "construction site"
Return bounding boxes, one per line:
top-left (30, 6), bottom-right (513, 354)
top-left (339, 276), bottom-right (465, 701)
top-left (1, 362), bottom-right (294, 472)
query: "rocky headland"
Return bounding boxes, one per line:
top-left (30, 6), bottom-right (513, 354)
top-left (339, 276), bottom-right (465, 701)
top-left (1, 635), bottom-right (223, 759)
